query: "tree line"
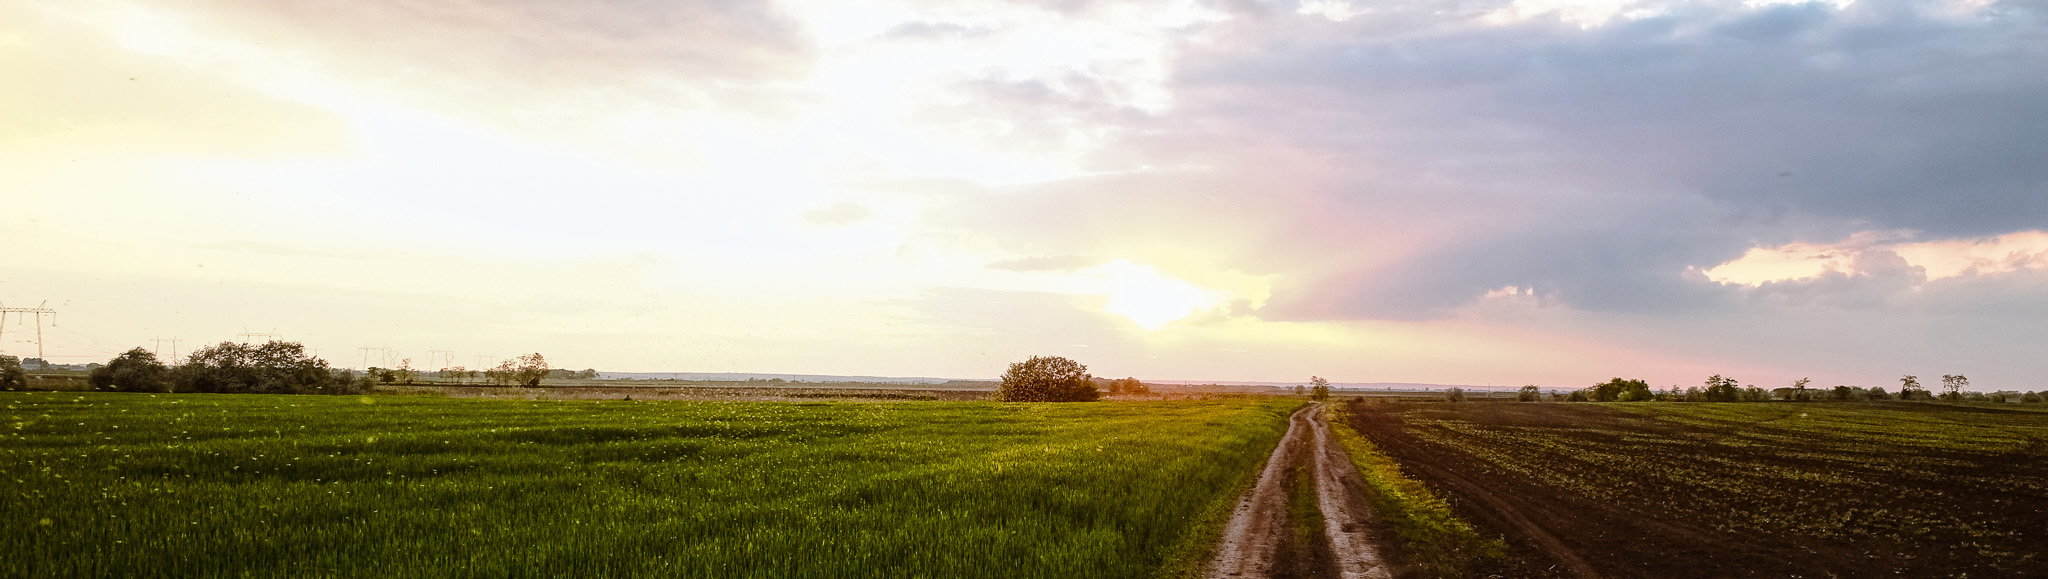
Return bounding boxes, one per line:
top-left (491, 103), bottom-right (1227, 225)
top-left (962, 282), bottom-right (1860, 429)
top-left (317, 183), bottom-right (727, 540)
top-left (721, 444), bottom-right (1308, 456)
top-left (1494, 373), bottom-right (2045, 403)
top-left (0, 341), bottom-right (566, 395)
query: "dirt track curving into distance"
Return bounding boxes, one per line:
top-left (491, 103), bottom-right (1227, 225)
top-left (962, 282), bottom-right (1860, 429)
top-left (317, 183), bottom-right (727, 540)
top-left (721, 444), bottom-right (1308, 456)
top-left (1208, 403), bottom-right (1396, 579)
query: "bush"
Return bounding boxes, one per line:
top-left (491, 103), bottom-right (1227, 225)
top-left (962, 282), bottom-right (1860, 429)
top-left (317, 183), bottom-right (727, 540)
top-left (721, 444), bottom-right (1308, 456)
top-left (1444, 387), bottom-right (1465, 402)
top-left (997, 356), bottom-right (1099, 402)
top-left (0, 355), bottom-right (25, 391)
top-left (1517, 385), bottom-right (1541, 402)
top-left (88, 348), bottom-right (171, 393)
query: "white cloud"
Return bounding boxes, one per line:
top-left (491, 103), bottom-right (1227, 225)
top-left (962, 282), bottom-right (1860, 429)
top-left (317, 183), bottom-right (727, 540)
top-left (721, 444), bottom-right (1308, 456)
top-left (1704, 230), bottom-right (2048, 286)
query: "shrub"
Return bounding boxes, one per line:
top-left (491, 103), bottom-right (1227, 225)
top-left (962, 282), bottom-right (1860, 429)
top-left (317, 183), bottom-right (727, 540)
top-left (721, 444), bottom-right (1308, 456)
top-left (0, 355), bottom-right (25, 391)
top-left (1445, 386), bottom-right (1465, 402)
top-left (88, 348), bottom-right (170, 393)
top-left (997, 356), bottom-right (1099, 402)
top-left (1517, 385), bottom-right (1541, 402)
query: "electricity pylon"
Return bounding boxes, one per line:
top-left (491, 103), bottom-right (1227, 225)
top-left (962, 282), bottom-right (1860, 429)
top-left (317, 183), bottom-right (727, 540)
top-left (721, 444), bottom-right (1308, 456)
top-left (0, 301), bottom-right (57, 360)
top-left (152, 337), bottom-right (184, 361)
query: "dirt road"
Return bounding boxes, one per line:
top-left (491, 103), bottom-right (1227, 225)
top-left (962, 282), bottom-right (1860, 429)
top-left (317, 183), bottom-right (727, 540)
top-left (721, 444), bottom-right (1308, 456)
top-left (1208, 403), bottom-right (1395, 579)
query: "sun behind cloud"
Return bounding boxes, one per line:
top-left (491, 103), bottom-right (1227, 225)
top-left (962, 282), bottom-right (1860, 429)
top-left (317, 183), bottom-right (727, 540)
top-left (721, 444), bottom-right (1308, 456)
top-left (1093, 260), bottom-right (1227, 331)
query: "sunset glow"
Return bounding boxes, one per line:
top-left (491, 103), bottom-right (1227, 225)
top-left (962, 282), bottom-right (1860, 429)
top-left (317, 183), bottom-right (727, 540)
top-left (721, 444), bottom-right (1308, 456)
top-left (7, 0), bottom-right (2048, 388)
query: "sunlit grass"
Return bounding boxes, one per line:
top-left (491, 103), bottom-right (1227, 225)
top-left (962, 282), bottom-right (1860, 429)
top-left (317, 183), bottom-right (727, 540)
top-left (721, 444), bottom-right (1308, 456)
top-left (2, 392), bottom-right (1294, 578)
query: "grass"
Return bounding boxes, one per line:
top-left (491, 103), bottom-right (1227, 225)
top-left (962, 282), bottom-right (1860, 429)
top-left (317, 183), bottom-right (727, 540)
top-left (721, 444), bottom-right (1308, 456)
top-left (1324, 404), bottom-right (1504, 578)
top-left (2, 392), bottom-right (1295, 579)
top-left (1284, 461), bottom-right (1323, 551)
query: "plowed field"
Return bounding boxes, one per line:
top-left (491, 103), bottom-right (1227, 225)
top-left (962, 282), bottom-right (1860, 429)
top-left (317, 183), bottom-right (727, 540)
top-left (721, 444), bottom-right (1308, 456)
top-left (1345, 401), bottom-right (2048, 579)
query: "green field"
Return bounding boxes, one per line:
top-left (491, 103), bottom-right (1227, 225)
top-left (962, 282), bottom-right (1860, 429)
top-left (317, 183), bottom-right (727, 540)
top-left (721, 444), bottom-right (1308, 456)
top-left (2, 392), bottom-right (1295, 578)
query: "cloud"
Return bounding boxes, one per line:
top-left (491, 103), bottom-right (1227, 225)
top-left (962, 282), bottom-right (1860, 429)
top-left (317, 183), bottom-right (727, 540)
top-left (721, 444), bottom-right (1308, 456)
top-left (802, 201), bottom-right (875, 226)
top-left (1697, 229), bottom-right (2048, 310)
top-left (69, 0), bottom-right (818, 130)
top-left (0, 2), bottom-right (347, 153)
top-left (913, 0), bottom-right (2048, 322)
top-left (986, 254), bottom-right (1104, 271)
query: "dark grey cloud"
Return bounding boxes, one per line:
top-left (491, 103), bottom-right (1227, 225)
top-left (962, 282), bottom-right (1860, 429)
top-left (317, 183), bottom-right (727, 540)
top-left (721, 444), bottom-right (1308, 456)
top-left (930, 0), bottom-right (2048, 321)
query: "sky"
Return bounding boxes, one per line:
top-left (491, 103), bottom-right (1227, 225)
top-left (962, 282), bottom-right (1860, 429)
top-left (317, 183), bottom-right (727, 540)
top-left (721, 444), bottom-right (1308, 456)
top-left (4, 0), bottom-right (2047, 390)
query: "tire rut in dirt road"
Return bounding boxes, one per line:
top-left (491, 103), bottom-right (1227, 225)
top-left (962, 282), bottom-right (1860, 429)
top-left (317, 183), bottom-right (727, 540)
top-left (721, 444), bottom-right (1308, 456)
top-left (1207, 403), bottom-right (1394, 579)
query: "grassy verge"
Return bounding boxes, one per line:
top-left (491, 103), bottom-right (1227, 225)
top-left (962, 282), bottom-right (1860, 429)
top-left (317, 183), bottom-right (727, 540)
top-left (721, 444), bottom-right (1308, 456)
top-left (3, 392), bottom-right (1295, 578)
top-left (1324, 403), bottom-right (1504, 578)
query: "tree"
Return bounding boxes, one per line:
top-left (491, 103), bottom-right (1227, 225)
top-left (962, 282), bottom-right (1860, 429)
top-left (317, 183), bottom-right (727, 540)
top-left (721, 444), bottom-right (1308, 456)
top-left (88, 348), bottom-right (171, 392)
top-left (1518, 385), bottom-right (1542, 402)
top-left (1867, 386), bottom-right (1891, 400)
top-left (0, 355), bottom-right (26, 391)
top-left (1899, 375), bottom-right (1926, 401)
top-left (394, 358), bottom-right (419, 385)
top-left (1444, 386), bottom-right (1465, 402)
top-left (171, 341), bottom-right (359, 395)
top-left (1940, 374), bottom-right (1968, 402)
top-left (485, 360), bottom-right (516, 386)
top-left (997, 356), bottom-right (1099, 402)
top-left (1703, 375), bottom-right (1742, 402)
top-left (1294, 384), bottom-right (1307, 396)
top-left (1831, 385), bottom-right (1853, 401)
top-left (1591, 377), bottom-right (1652, 402)
top-left (1310, 376), bottom-right (1331, 401)
top-left (514, 353), bottom-right (549, 387)
top-left (1105, 377), bottom-right (1147, 395)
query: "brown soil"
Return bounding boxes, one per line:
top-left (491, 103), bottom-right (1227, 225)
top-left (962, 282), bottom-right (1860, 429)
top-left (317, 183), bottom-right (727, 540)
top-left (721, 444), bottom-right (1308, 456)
top-left (1209, 404), bottom-right (1397, 579)
top-left (1344, 400), bottom-right (2048, 579)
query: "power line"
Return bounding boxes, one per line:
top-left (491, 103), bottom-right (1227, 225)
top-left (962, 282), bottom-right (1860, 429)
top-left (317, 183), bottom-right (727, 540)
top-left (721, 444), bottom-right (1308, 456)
top-left (0, 301), bottom-right (57, 361)
top-left (236, 330), bottom-right (284, 344)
